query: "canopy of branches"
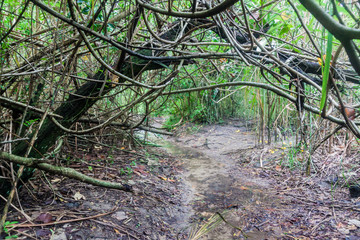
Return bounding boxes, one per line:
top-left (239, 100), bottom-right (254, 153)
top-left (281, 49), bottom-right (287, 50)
top-left (1, 0), bottom-right (360, 198)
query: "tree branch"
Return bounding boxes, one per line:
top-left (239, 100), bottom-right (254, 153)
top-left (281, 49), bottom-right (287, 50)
top-left (136, 0), bottom-right (239, 18)
top-left (0, 151), bottom-right (132, 191)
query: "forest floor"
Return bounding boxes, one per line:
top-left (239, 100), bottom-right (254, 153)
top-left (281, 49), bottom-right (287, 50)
top-left (2, 118), bottom-right (360, 239)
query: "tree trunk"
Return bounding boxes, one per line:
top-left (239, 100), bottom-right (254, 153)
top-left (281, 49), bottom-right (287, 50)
top-left (0, 20), bottom-right (195, 195)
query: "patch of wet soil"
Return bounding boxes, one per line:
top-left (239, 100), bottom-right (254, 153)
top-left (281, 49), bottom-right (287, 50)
top-left (151, 119), bottom-right (360, 239)
top-left (157, 121), bottom-right (285, 239)
top-left (160, 140), bottom-right (281, 239)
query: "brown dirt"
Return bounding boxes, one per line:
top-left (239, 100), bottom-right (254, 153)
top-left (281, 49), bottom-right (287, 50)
top-left (3, 144), bottom-right (189, 239)
top-left (2, 118), bottom-right (360, 239)
top-left (165, 119), bottom-right (360, 239)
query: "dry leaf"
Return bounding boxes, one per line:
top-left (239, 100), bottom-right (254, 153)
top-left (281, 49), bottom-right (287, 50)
top-left (36, 212), bottom-right (53, 224)
top-left (81, 55), bottom-right (89, 61)
top-left (51, 178), bottom-right (62, 183)
top-left (281, 12), bottom-right (291, 20)
top-left (73, 192), bottom-right (86, 200)
top-left (240, 186), bottom-right (249, 190)
top-left (348, 219), bottom-right (360, 228)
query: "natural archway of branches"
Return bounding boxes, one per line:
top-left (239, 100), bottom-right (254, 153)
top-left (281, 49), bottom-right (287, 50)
top-left (1, 0), bottom-right (360, 233)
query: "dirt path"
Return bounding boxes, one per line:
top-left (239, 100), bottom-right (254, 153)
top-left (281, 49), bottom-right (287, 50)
top-left (151, 121), bottom-right (279, 239)
top-left (153, 120), bottom-right (360, 239)
top-left (149, 122), bottom-right (278, 239)
top-left (3, 120), bottom-right (359, 239)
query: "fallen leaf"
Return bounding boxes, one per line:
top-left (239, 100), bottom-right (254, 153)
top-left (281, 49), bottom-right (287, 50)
top-left (240, 186), bottom-right (249, 190)
top-left (338, 228), bottom-right (350, 235)
top-left (348, 219), bottom-right (360, 228)
top-left (136, 165), bottom-right (146, 170)
top-left (134, 165), bottom-right (149, 176)
top-left (73, 192), bottom-right (86, 200)
top-left (159, 176), bottom-right (167, 181)
top-left (112, 211), bottom-right (127, 221)
top-left (337, 222), bottom-right (346, 228)
top-left (275, 165), bottom-right (282, 171)
top-left (36, 229), bottom-right (52, 237)
top-left (51, 178), bottom-right (62, 183)
top-left (347, 224), bottom-right (358, 230)
top-left (36, 212), bottom-right (53, 224)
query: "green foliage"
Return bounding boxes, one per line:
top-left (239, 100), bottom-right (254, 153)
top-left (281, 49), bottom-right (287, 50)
top-left (320, 32), bottom-right (333, 113)
top-left (280, 144), bottom-right (306, 170)
top-left (3, 221), bottom-right (18, 239)
top-left (23, 119), bottom-right (39, 127)
top-left (120, 166), bottom-right (133, 176)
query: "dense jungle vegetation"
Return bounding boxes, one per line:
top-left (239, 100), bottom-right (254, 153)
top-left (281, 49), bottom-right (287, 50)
top-left (1, 0), bottom-right (360, 238)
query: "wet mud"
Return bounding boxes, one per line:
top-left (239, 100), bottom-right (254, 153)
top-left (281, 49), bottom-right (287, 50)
top-left (151, 122), bottom-right (284, 239)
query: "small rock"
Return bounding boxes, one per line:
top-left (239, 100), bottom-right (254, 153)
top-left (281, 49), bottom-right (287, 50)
top-left (348, 219), bottom-right (360, 228)
top-left (112, 211), bottom-right (127, 221)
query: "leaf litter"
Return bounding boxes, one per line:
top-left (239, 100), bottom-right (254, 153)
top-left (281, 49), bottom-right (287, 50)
top-left (2, 118), bottom-right (360, 239)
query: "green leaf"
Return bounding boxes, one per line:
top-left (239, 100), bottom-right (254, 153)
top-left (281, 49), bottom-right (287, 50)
top-left (5, 235), bottom-right (18, 239)
top-left (319, 32), bottom-right (333, 113)
top-left (279, 24), bottom-right (290, 36)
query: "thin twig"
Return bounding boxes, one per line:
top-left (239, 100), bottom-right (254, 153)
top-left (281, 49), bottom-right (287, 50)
top-left (9, 207), bottom-right (118, 229)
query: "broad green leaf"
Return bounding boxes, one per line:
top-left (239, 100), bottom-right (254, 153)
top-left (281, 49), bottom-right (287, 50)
top-left (319, 32), bottom-right (333, 113)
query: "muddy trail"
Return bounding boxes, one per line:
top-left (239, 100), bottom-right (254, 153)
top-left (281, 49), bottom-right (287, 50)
top-left (151, 119), bottom-right (360, 239)
top-left (152, 122), bottom-right (275, 239)
top-left (3, 119), bottom-right (359, 239)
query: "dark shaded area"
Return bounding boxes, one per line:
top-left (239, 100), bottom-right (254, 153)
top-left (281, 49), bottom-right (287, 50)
top-left (350, 185), bottom-right (360, 198)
